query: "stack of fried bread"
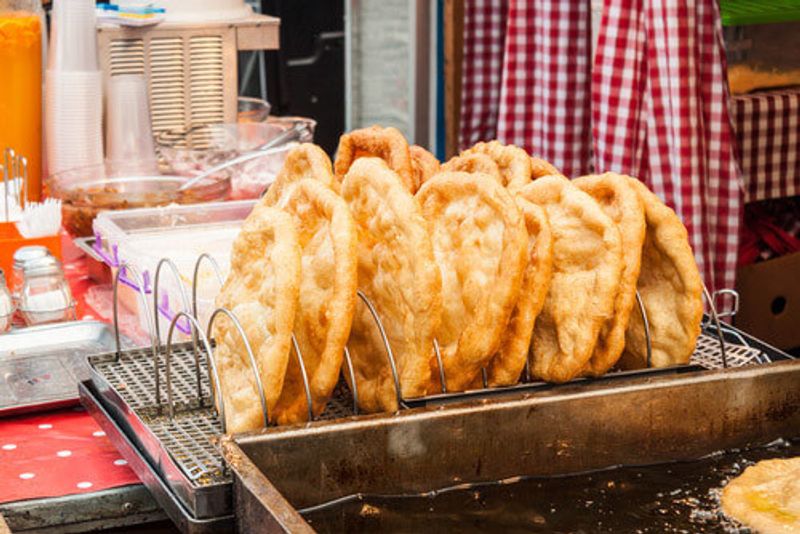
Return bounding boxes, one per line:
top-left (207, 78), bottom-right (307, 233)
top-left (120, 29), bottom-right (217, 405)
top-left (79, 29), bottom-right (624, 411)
top-left (211, 125), bottom-right (704, 432)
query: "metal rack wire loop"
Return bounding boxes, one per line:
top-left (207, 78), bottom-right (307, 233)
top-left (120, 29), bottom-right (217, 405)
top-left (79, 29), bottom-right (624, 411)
top-left (291, 334), bottom-right (314, 422)
top-left (702, 284), bottom-right (728, 368)
top-left (206, 307), bottom-right (269, 427)
top-left (154, 258), bottom-right (198, 401)
top-left (713, 288), bottom-right (740, 320)
top-left (342, 346), bottom-right (359, 415)
top-left (433, 338), bottom-right (447, 393)
top-left (191, 253), bottom-right (225, 322)
top-left (634, 290), bottom-right (653, 368)
top-left (112, 261), bottom-right (159, 354)
top-left (164, 311), bottom-right (227, 433)
top-left (355, 290), bottom-right (403, 409)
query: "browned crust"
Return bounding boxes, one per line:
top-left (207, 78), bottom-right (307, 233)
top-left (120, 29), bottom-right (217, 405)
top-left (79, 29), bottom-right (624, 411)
top-left (341, 158), bottom-right (442, 411)
top-left (262, 143), bottom-right (337, 205)
top-left (530, 156), bottom-right (562, 179)
top-left (272, 179), bottom-right (358, 423)
top-left (213, 206), bottom-right (300, 431)
top-left (409, 145), bottom-right (441, 192)
top-left (721, 457), bottom-right (800, 534)
top-left (416, 171), bottom-right (527, 391)
top-left (619, 177), bottom-right (704, 369)
top-left (333, 126), bottom-right (415, 192)
top-left (517, 175), bottom-right (623, 383)
top-left (460, 140), bottom-right (533, 191)
top-left (573, 173), bottom-right (646, 376)
top-left (484, 197), bottom-right (554, 386)
top-left (441, 153), bottom-right (503, 185)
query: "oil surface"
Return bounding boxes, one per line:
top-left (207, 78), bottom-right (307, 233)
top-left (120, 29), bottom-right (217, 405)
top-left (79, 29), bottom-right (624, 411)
top-left (303, 438), bottom-right (799, 533)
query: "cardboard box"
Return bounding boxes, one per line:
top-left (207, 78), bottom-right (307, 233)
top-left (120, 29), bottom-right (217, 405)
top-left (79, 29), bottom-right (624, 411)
top-left (735, 251), bottom-right (800, 350)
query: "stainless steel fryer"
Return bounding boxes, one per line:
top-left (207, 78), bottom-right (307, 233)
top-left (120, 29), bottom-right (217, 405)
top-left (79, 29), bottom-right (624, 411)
top-left (79, 254), bottom-right (798, 532)
top-left (222, 359), bottom-right (800, 532)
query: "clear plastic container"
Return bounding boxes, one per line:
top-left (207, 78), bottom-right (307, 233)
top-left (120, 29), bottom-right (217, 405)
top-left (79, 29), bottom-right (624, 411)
top-left (92, 200), bottom-right (256, 343)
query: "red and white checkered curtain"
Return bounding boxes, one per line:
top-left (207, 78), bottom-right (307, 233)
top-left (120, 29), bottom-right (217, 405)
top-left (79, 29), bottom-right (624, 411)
top-left (495, 0), bottom-right (594, 177)
top-left (458, 0), bottom-right (743, 292)
top-left (592, 0), bottom-right (743, 294)
top-left (458, 0), bottom-right (509, 150)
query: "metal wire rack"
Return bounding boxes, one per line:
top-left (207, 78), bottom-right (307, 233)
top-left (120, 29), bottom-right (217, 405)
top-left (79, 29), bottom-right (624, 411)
top-left (88, 253), bottom-right (776, 494)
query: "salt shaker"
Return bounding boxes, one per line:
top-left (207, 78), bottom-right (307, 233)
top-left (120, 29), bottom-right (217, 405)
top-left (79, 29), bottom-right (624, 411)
top-left (18, 256), bottom-right (75, 325)
top-left (0, 269), bottom-right (14, 333)
top-left (12, 245), bottom-right (50, 299)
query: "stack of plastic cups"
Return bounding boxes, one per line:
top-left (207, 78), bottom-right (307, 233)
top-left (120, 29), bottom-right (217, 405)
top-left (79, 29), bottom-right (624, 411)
top-left (45, 0), bottom-right (104, 176)
top-left (105, 74), bottom-right (159, 176)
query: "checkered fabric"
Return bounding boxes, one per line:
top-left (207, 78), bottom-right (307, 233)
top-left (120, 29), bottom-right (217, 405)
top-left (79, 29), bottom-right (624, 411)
top-left (495, 0), bottom-right (593, 177)
top-left (732, 89), bottom-right (800, 203)
top-left (458, 0), bottom-right (509, 150)
top-left (592, 0), bottom-right (743, 294)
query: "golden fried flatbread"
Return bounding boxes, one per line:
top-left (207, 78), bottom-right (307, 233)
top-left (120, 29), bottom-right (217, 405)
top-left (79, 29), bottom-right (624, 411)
top-left (272, 179), bottom-right (358, 424)
top-left (573, 173), bottom-right (645, 376)
top-left (341, 158), bottom-right (442, 411)
top-left (721, 457), bottom-right (800, 534)
top-left (262, 143), bottom-right (337, 205)
top-left (334, 126), bottom-right (414, 192)
top-left (530, 156), bottom-right (562, 179)
top-left (441, 153), bottom-right (503, 185)
top-left (409, 145), bottom-right (440, 192)
top-left (517, 175), bottom-right (623, 383)
top-left (460, 140), bottom-right (532, 191)
top-left (483, 197), bottom-right (553, 386)
top-left (417, 171), bottom-right (527, 391)
top-left (618, 178), bottom-right (703, 369)
top-left (213, 206), bottom-right (300, 432)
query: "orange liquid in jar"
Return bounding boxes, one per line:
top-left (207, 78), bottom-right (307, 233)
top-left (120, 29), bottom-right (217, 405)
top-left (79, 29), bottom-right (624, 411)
top-left (0, 12), bottom-right (42, 201)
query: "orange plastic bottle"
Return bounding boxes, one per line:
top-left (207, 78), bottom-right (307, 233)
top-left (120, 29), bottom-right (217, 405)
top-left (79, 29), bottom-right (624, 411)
top-left (0, 1), bottom-right (42, 201)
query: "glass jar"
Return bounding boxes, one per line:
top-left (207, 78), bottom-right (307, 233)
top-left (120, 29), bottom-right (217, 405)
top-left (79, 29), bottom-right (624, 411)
top-left (0, 268), bottom-right (14, 333)
top-left (18, 256), bottom-right (75, 325)
top-left (0, 0), bottom-right (44, 201)
top-left (11, 244), bottom-right (49, 299)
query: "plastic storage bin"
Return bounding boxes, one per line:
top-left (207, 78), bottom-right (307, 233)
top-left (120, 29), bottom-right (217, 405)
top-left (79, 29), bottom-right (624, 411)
top-left (92, 200), bottom-right (256, 343)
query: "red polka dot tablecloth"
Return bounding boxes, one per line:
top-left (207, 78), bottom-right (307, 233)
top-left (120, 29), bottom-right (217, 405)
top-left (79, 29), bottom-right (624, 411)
top-left (0, 236), bottom-right (140, 504)
top-left (0, 408), bottom-right (140, 503)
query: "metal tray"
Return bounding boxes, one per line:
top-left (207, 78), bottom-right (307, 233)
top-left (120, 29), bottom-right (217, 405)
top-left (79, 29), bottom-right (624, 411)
top-left (223, 359), bottom-right (800, 531)
top-left (0, 321), bottom-right (117, 416)
top-left (79, 380), bottom-right (233, 534)
top-left (87, 343), bottom-right (230, 519)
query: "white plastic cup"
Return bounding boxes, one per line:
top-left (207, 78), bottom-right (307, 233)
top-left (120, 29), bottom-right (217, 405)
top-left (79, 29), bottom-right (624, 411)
top-left (45, 69), bottom-right (104, 175)
top-left (48, 0), bottom-right (99, 72)
top-left (104, 75), bottom-right (158, 176)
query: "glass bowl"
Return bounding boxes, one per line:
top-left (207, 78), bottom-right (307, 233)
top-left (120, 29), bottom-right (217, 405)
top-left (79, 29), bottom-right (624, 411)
top-left (237, 96), bottom-right (272, 123)
top-left (48, 164), bottom-right (231, 236)
top-left (157, 121), bottom-right (315, 200)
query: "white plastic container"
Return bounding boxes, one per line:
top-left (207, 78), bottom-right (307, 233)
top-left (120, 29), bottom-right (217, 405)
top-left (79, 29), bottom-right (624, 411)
top-left (92, 200), bottom-right (255, 343)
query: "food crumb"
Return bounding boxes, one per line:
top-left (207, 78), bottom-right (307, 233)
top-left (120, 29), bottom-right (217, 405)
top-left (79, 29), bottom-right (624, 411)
top-left (359, 503), bottom-right (380, 518)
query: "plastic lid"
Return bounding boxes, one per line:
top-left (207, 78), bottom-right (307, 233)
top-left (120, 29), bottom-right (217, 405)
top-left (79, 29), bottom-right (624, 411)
top-left (721, 1), bottom-right (800, 26)
top-left (13, 245), bottom-right (49, 267)
top-left (23, 256), bottom-right (63, 278)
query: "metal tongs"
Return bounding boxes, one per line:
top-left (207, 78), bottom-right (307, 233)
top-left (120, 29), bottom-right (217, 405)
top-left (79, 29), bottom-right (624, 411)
top-left (177, 122), bottom-right (308, 192)
top-left (2, 147), bottom-right (28, 222)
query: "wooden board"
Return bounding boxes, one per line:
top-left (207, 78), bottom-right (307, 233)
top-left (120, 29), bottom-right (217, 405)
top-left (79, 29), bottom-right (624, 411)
top-left (444, 0), bottom-right (465, 159)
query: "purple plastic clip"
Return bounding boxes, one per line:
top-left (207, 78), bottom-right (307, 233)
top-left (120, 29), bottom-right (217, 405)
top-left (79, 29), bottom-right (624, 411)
top-left (93, 232), bottom-right (152, 293)
top-left (158, 293), bottom-right (191, 335)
